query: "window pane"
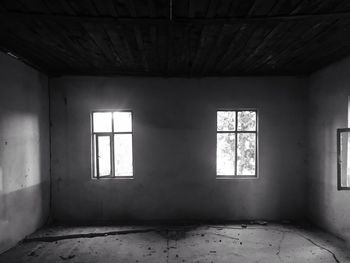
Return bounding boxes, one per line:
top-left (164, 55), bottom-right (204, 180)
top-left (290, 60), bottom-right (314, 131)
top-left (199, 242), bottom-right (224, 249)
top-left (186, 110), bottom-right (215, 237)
top-left (93, 135), bottom-right (97, 176)
top-left (237, 111), bottom-right (256, 131)
top-left (340, 132), bottom-right (350, 187)
top-left (93, 112), bottom-right (112, 132)
top-left (217, 111), bottom-right (236, 131)
top-left (217, 133), bottom-right (235, 175)
top-left (114, 134), bottom-right (133, 176)
top-left (113, 112), bottom-right (132, 132)
top-left (237, 133), bottom-right (256, 175)
top-left (97, 136), bottom-right (111, 176)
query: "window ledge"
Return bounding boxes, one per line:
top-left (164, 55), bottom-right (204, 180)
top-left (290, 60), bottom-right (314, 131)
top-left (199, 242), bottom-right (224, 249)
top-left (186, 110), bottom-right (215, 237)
top-left (91, 176), bottom-right (134, 180)
top-left (216, 175), bottom-right (258, 180)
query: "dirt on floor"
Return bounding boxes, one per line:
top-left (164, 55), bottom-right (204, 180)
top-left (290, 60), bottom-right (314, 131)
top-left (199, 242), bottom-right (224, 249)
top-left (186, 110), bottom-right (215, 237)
top-left (1, 223), bottom-right (349, 263)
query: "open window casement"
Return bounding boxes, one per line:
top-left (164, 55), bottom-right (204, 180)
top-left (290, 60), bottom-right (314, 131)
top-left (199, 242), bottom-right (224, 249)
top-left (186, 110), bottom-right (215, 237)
top-left (337, 128), bottom-right (350, 190)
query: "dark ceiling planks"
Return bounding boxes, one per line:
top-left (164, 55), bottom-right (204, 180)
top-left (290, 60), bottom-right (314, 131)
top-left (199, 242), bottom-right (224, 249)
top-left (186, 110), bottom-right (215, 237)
top-left (1, 0), bottom-right (350, 76)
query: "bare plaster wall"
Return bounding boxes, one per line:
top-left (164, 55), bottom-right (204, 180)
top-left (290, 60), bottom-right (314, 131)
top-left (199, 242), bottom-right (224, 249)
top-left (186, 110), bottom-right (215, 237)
top-left (50, 76), bottom-right (307, 223)
top-left (308, 56), bottom-right (350, 244)
top-left (0, 52), bottom-right (50, 253)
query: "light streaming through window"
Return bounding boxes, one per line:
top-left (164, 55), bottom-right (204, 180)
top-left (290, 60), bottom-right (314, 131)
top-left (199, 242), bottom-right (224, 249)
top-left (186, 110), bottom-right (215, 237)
top-left (92, 111), bottom-right (133, 178)
top-left (217, 110), bottom-right (257, 177)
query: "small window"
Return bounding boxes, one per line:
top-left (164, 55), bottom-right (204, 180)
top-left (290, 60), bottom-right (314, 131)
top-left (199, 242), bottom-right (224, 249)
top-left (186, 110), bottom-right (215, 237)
top-left (337, 128), bottom-right (350, 190)
top-left (92, 111), bottom-right (133, 178)
top-left (216, 110), bottom-right (257, 177)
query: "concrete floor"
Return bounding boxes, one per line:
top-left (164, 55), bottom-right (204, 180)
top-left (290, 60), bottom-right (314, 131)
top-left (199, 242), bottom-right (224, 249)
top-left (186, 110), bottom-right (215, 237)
top-left (0, 223), bottom-right (349, 263)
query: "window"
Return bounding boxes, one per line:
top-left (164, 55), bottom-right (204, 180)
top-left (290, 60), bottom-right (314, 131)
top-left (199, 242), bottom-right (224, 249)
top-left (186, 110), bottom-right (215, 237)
top-left (216, 110), bottom-right (257, 177)
top-left (337, 128), bottom-right (350, 190)
top-left (92, 111), bottom-right (133, 178)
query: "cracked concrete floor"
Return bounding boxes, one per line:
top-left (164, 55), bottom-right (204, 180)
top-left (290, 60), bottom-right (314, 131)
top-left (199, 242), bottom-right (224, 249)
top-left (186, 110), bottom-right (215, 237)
top-left (1, 224), bottom-right (349, 263)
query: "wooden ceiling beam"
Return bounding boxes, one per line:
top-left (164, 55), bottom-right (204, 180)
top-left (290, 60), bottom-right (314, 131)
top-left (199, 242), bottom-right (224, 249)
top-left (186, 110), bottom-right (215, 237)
top-left (1, 11), bottom-right (350, 24)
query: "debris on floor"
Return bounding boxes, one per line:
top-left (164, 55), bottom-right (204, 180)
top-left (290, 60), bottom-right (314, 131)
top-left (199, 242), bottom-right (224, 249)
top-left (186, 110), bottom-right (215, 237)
top-left (1, 224), bottom-right (349, 263)
top-left (253, 220), bottom-right (268, 225)
top-left (27, 251), bottom-right (38, 257)
top-left (59, 255), bottom-right (75, 260)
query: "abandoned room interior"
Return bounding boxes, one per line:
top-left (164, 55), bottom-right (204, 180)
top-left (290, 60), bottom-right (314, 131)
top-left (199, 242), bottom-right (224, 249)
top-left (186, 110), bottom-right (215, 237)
top-left (1, 0), bottom-right (350, 262)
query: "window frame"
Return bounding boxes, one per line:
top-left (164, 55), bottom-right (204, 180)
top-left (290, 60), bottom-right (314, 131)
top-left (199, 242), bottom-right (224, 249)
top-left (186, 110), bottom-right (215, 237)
top-left (91, 110), bottom-right (134, 179)
top-left (337, 128), bottom-right (350, 190)
top-left (216, 109), bottom-right (259, 179)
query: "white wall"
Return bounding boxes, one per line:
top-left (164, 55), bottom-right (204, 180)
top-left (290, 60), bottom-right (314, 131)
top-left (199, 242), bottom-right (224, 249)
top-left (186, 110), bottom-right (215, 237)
top-left (0, 52), bottom-right (50, 253)
top-left (50, 76), bottom-right (308, 223)
top-left (308, 56), bottom-right (350, 244)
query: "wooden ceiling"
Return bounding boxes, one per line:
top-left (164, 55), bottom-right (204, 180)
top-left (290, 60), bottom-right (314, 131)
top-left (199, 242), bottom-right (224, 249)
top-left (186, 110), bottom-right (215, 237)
top-left (1, 0), bottom-right (350, 76)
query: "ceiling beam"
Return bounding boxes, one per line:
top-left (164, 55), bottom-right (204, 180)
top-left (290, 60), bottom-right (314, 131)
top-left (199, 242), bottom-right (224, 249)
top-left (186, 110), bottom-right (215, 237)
top-left (1, 11), bottom-right (350, 25)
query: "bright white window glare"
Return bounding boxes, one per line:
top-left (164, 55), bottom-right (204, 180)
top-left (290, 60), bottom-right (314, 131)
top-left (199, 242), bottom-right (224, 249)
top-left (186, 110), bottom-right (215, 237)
top-left (340, 132), bottom-right (350, 187)
top-left (113, 112), bottom-right (132, 132)
top-left (114, 134), bottom-right (133, 176)
top-left (217, 133), bottom-right (235, 175)
top-left (93, 135), bottom-right (97, 176)
top-left (93, 112), bottom-right (112, 132)
top-left (237, 133), bottom-right (256, 175)
top-left (237, 111), bottom-right (256, 131)
top-left (92, 111), bottom-right (134, 178)
top-left (97, 136), bottom-right (111, 176)
top-left (216, 110), bottom-right (257, 177)
top-left (217, 111), bottom-right (236, 131)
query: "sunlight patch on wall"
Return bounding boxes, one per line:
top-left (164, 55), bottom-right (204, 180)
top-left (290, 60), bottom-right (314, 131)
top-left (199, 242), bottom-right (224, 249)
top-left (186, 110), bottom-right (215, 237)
top-left (0, 112), bottom-right (41, 194)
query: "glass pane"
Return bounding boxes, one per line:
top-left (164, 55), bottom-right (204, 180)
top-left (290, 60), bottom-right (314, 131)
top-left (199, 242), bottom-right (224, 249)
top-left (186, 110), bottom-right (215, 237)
top-left (93, 135), bottom-right (97, 176)
top-left (340, 132), bottom-right (350, 187)
top-left (97, 136), bottom-right (111, 176)
top-left (217, 133), bottom-right (235, 175)
top-left (113, 112), bottom-right (132, 132)
top-left (93, 112), bottom-right (112, 132)
top-left (237, 133), bottom-right (256, 176)
top-left (237, 111), bottom-right (256, 131)
top-left (114, 134), bottom-right (133, 176)
top-left (217, 111), bottom-right (236, 131)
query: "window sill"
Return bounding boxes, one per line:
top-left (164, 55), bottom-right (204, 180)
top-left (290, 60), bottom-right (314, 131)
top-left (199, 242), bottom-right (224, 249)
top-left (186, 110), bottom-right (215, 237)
top-left (338, 186), bottom-right (350, 190)
top-left (91, 176), bottom-right (134, 180)
top-left (216, 175), bottom-right (258, 180)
